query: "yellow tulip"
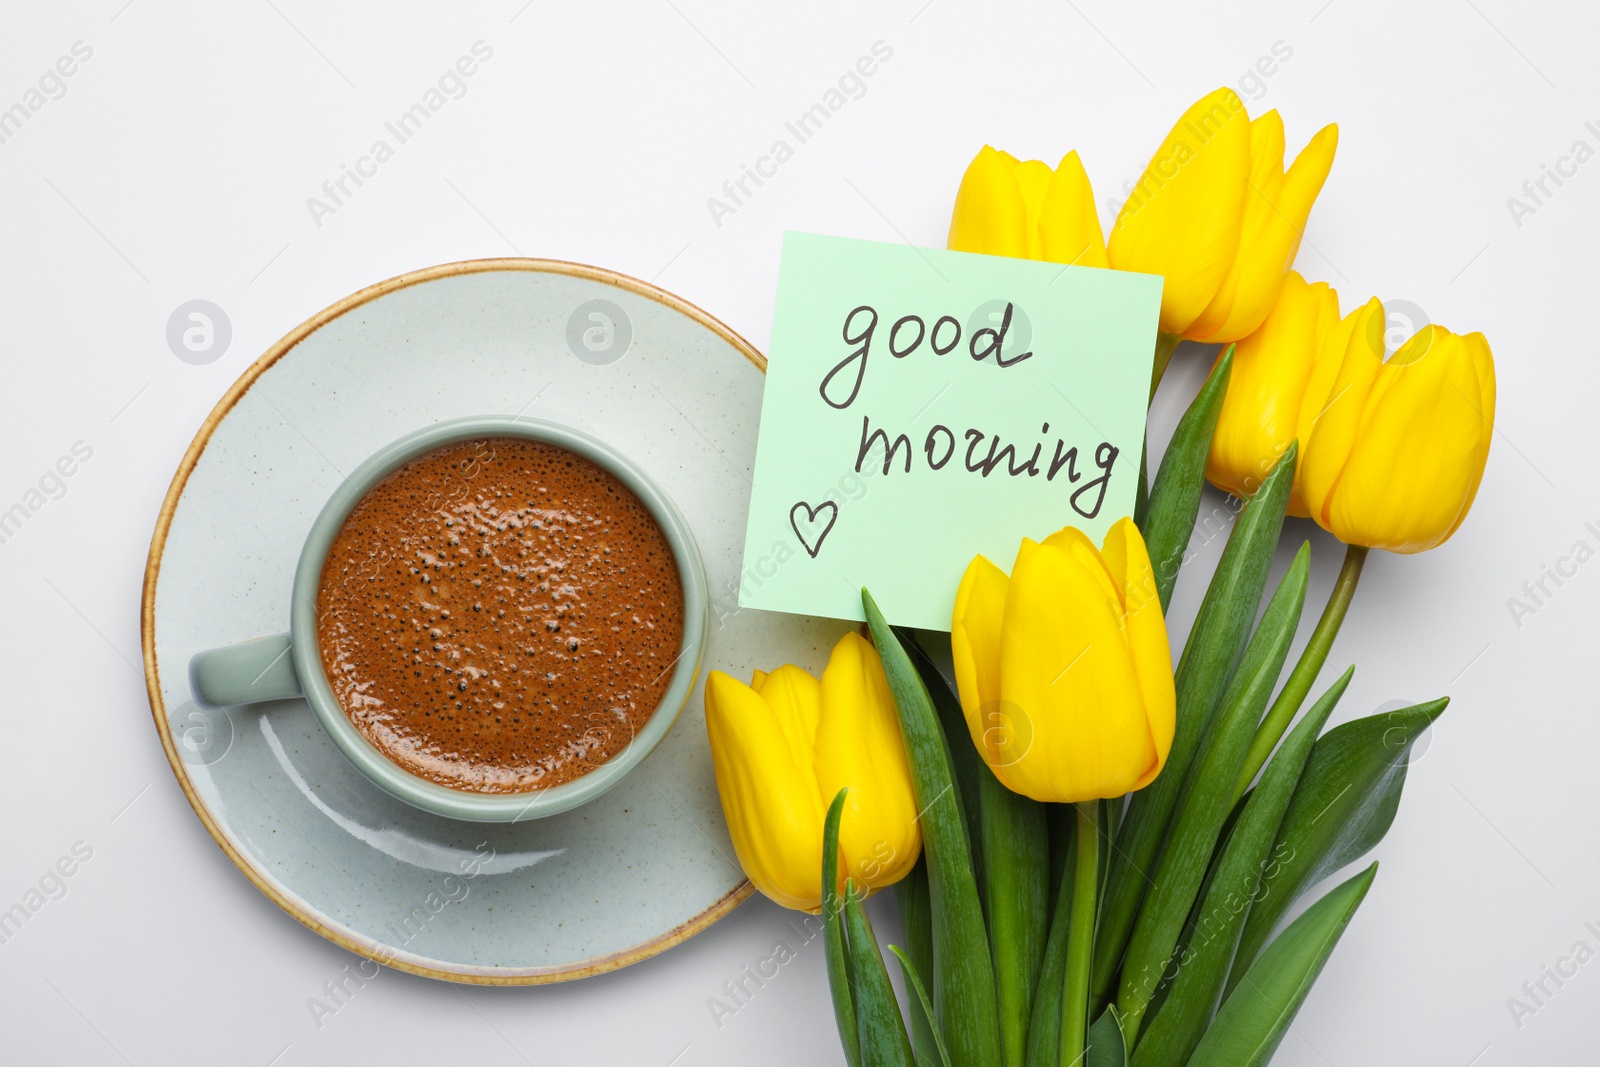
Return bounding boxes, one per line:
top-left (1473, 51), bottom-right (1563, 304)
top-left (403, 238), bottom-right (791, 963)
top-left (950, 517), bottom-right (1175, 803)
top-left (704, 632), bottom-right (921, 912)
top-left (1300, 301), bottom-right (1496, 553)
top-left (1108, 88), bottom-right (1338, 342)
top-left (948, 145), bottom-right (1109, 267)
top-left (1206, 270), bottom-right (1341, 514)
top-left (1185, 112), bottom-right (1339, 343)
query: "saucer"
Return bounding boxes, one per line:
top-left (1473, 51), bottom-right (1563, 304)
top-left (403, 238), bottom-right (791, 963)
top-left (141, 259), bottom-right (850, 983)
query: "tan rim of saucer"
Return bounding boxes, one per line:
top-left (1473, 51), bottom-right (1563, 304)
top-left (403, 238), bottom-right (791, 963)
top-left (140, 258), bottom-right (764, 985)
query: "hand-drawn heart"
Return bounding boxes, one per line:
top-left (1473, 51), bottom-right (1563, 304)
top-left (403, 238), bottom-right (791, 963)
top-left (789, 500), bottom-right (839, 559)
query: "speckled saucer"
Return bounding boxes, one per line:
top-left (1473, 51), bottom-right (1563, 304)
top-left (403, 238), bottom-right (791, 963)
top-left (141, 259), bottom-right (850, 983)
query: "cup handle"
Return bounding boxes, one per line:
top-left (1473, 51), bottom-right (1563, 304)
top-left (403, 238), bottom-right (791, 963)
top-left (190, 632), bottom-right (304, 708)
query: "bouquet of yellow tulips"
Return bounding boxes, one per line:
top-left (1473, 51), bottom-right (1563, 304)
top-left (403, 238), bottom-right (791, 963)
top-left (705, 86), bottom-right (1495, 1067)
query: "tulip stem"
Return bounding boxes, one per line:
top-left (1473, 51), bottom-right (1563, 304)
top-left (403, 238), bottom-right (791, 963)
top-left (1232, 544), bottom-right (1369, 801)
top-left (1060, 801), bottom-right (1099, 1067)
top-left (1148, 332), bottom-right (1182, 403)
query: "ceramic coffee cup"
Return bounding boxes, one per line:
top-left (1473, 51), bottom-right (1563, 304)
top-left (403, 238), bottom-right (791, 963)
top-left (188, 415), bottom-right (708, 823)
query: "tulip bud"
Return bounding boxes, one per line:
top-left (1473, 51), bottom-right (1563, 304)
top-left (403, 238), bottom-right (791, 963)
top-left (1300, 301), bottom-right (1496, 553)
top-left (1185, 114), bottom-right (1338, 344)
top-left (704, 633), bottom-right (921, 912)
top-left (951, 517), bottom-right (1176, 803)
top-left (949, 145), bottom-right (1108, 267)
top-left (1206, 271), bottom-right (1341, 514)
top-left (1108, 88), bottom-right (1337, 342)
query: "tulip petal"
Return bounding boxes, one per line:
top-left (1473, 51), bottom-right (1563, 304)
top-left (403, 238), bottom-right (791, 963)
top-left (705, 670), bottom-right (827, 911)
top-left (1299, 298), bottom-right (1385, 524)
top-left (1038, 150), bottom-right (1110, 268)
top-left (1042, 524), bottom-right (1122, 609)
top-left (1187, 120), bottom-right (1338, 344)
top-left (949, 146), bottom-right (1028, 258)
top-left (999, 540), bottom-right (1158, 802)
top-left (1183, 110), bottom-right (1287, 343)
top-left (1207, 272), bottom-right (1340, 513)
top-left (1109, 88), bottom-right (1254, 335)
top-left (1013, 157), bottom-right (1054, 258)
top-left (1443, 332), bottom-right (1497, 542)
top-left (1321, 327), bottom-right (1495, 551)
top-left (814, 633), bottom-right (923, 893)
top-left (952, 554), bottom-right (1011, 764)
top-left (754, 663), bottom-right (825, 773)
top-left (1098, 518), bottom-right (1176, 790)
top-left (1276, 122), bottom-right (1339, 245)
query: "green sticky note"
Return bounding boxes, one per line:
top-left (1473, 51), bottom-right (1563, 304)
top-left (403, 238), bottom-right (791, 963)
top-left (740, 232), bottom-right (1161, 631)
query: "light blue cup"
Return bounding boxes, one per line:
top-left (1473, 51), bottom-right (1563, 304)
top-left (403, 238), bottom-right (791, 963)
top-left (188, 416), bottom-right (709, 823)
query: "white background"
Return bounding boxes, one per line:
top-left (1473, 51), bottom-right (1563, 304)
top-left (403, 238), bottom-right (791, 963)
top-left (1, 1), bottom-right (1594, 1063)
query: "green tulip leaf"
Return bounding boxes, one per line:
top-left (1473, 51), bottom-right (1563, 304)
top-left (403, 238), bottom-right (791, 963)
top-left (901, 639), bottom-right (1049, 1066)
top-left (894, 863), bottom-right (940, 1067)
top-left (905, 629), bottom-right (1050, 1067)
top-left (1095, 441), bottom-right (1296, 1008)
top-left (896, 863), bottom-right (940, 1067)
top-left (1228, 697), bottom-right (1448, 990)
top-left (1133, 440), bottom-right (1151, 528)
top-left (844, 883), bottom-right (915, 1067)
top-left (1048, 802), bottom-right (1075, 918)
top-left (1189, 863), bottom-right (1378, 1067)
top-left (1142, 345), bottom-right (1233, 612)
top-left (890, 945), bottom-right (954, 1067)
top-left (1233, 545), bottom-right (1369, 801)
top-left (1130, 668), bottom-right (1353, 1067)
top-left (1115, 543), bottom-right (1309, 1041)
top-left (1023, 817), bottom-right (1076, 1067)
top-left (824, 788), bottom-right (862, 1067)
top-left (1086, 1008), bottom-right (1127, 1067)
top-left (897, 628), bottom-right (986, 900)
top-left (865, 591), bottom-right (1003, 1067)
top-left (977, 767), bottom-right (1049, 1067)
